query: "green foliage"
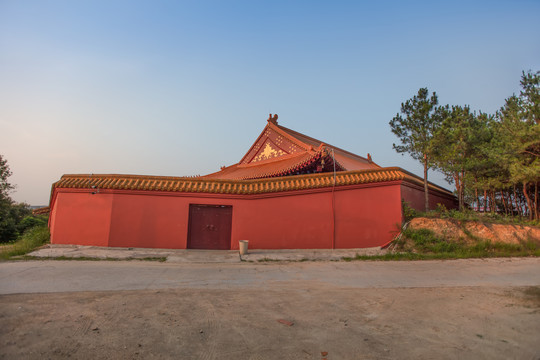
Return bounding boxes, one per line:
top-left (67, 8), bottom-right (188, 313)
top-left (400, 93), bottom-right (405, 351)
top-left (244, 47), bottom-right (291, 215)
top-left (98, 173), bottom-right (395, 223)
top-left (0, 225), bottom-right (50, 260)
top-left (391, 226), bottom-right (540, 259)
top-left (343, 242), bottom-right (540, 261)
top-left (0, 155), bottom-right (37, 242)
top-left (430, 105), bottom-right (494, 210)
top-left (0, 200), bottom-right (32, 243)
top-left (520, 70), bottom-right (540, 125)
top-left (492, 73), bottom-right (540, 220)
top-left (401, 228), bottom-right (461, 253)
top-left (390, 88), bottom-right (441, 212)
top-left (408, 204), bottom-right (540, 227)
top-left (389, 88), bottom-right (440, 162)
top-left (465, 239), bottom-right (536, 256)
top-left (17, 215), bottom-right (48, 234)
top-left (440, 208), bottom-right (478, 222)
top-left (402, 200), bottom-right (420, 222)
top-left (0, 155), bottom-right (14, 199)
top-left (394, 71), bottom-right (538, 219)
top-left (497, 91), bottom-right (539, 185)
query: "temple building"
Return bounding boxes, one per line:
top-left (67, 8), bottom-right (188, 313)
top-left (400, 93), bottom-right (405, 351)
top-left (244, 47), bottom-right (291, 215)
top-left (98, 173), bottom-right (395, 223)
top-left (48, 114), bottom-right (457, 250)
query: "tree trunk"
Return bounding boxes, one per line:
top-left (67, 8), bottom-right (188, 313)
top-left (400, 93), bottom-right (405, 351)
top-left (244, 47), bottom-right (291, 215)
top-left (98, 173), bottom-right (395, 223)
top-left (454, 173), bottom-right (462, 210)
top-left (523, 182), bottom-right (533, 220)
top-left (511, 186), bottom-right (517, 216)
top-left (460, 170), bottom-right (465, 210)
top-left (474, 178), bottom-right (479, 212)
top-left (501, 190), bottom-right (508, 216)
top-left (483, 189), bottom-right (488, 213)
top-left (534, 182), bottom-right (538, 220)
top-left (507, 190), bottom-right (514, 216)
top-left (424, 154), bottom-right (429, 212)
top-left (515, 185), bottom-right (524, 217)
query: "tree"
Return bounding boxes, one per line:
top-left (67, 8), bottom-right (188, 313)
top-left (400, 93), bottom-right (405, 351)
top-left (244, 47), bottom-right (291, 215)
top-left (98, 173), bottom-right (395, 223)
top-left (497, 71), bottom-right (540, 219)
top-left (520, 70), bottom-right (540, 125)
top-left (390, 88), bottom-right (440, 212)
top-left (0, 155), bottom-right (31, 242)
top-left (431, 105), bottom-right (478, 210)
top-left (465, 112), bottom-right (499, 212)
top-left (0, 155), bottom-right (14, 200)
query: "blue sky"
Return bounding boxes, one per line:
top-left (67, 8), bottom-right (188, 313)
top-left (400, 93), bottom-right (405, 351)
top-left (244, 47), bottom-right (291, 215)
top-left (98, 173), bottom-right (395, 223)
top-left (1, 0), bottom-right (539, 205)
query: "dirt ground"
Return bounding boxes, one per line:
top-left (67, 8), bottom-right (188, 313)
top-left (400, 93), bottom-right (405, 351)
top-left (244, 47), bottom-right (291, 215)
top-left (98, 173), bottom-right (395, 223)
top-left (1, 285), bottom-right (539, 359)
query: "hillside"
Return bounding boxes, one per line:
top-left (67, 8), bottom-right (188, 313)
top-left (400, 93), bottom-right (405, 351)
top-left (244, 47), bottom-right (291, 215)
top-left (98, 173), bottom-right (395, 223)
top-left (387, 217), bottom-right (540, 258)
top-left (408, 218), bottom-right (540, 245)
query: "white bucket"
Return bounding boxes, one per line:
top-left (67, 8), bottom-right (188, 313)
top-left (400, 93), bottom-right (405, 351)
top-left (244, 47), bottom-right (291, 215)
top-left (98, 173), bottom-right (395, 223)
top-left (239, 240), bottom-right (249, 255)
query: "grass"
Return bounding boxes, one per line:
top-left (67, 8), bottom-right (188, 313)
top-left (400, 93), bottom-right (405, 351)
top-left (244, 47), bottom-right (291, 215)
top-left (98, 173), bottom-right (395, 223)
top-left (386, 204), bottom-right (540, 261)
top-left (1, 225), bottom-right (167, 262)
top-left (343, 227), bottom-right (540, 262)
top-left (343, 250), bottom-right (540, 262)
top-left (0, 225), bottom-right (50, 260)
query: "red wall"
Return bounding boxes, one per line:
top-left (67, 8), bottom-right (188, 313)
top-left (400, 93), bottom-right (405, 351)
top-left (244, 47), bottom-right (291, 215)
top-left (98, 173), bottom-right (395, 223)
top-left (334, 185), bottom-right (402, 248)
top-left (50, 192), bottom-right (113, 247)
top-left (401, 182), bottom-right (458, 211)
top-left (50, 182), bottom-right (404, 249)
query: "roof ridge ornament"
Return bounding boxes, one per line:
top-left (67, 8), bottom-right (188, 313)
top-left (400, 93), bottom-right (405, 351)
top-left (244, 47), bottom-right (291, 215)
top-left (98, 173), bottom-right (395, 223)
top-left (267, 113), bottom-right (278, 125)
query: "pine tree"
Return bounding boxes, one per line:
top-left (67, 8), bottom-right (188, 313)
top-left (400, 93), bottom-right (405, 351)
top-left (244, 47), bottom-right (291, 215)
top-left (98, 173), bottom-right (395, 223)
top-left (389, 88), bottom-right (440, 212)
top-left (431, 105), bottom-right (481, 210)
top-left (497, 71), bottom-right (540, 219)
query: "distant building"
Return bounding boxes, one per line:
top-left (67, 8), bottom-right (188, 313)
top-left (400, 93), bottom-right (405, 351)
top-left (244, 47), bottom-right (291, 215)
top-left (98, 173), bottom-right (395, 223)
top-left (48, 115), bottom-right (456, 250)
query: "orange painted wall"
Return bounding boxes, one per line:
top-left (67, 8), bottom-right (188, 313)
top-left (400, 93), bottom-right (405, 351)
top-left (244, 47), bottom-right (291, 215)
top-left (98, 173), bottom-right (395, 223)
top-left (50, 192), bottom-right (113, 247)
top-left (401, 183), bottom-right (458, 211)
top-left (334, 185), bottom-right (402, 248)
top-left (50, 181), bottom-right (442, 250)
top-left (231, 192), bottom-right (333, 249)
top-left (108, 194), bottom-right (189, 249)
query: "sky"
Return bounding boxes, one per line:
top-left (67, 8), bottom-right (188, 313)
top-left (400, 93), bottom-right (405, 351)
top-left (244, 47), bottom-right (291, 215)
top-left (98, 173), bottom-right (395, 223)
top-left (1, 0), bottom-right (539, 205)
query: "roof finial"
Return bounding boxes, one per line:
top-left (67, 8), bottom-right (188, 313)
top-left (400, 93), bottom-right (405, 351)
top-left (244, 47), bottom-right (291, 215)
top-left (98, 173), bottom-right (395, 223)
top-left (268, 113), bottom-right (278, 125)
top-left (367, 153), bottom-right (372, 163)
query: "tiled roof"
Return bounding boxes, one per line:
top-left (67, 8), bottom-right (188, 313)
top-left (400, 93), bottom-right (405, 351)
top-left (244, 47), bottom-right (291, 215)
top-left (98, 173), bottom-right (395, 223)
top-left (203, 147), bottom-right (346, 180)
top-left (203, 116), bottom-right (379, 180)
top-left (32, 206), bottom-right (50, 215)
top-left (274, 123), bottom-right (379, 170)
top-left (52, 167), bottom-right (453, 196)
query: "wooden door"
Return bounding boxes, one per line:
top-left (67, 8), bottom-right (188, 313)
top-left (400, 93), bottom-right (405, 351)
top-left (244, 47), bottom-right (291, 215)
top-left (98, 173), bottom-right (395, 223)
top-left (187, 204), bottom-right (232, 250)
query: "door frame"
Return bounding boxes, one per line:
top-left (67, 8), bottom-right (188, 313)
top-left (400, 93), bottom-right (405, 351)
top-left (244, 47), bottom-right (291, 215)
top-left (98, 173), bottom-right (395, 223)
top-left (186, 204), bottom-right (233, 250)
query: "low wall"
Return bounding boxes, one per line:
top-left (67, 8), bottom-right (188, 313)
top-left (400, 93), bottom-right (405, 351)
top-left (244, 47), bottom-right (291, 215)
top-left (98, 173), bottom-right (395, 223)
top-left (50, 182), bottom-right (403, 249)
top-left (401, 182), bottom-right (458, 212)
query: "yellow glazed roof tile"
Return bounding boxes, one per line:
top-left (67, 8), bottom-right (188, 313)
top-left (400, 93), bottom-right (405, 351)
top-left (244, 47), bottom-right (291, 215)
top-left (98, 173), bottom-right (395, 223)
top-left (51, 167), bottom-right (453, 197)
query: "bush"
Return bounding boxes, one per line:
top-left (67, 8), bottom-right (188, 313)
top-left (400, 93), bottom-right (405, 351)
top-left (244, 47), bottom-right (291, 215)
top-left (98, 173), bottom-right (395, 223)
top-left (403, 200), bottom-right (540, 227)
top-left (17, 215), bottom-right (48, 234)
top-left (0, 225), bottom-right (50, 259)
top-left (395, 226), bottom-right (540, 258)
top-left (402, 200), bottom-right (421, 222)
top-left (0, 200), bottom-right (32, 243)
top-left (402, 228), bottom-right (460, 253)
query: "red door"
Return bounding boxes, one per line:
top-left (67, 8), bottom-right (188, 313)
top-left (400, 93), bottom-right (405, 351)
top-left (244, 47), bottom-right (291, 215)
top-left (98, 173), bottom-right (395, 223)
top-left (187, 204), bottom-right (233, 250)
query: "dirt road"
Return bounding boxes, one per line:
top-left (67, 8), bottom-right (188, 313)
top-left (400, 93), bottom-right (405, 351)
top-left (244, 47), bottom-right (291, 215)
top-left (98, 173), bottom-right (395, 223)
top-left (1, 257), bottom-right (539, 294)
top-left (1, 258), bottom-right (539, 359)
